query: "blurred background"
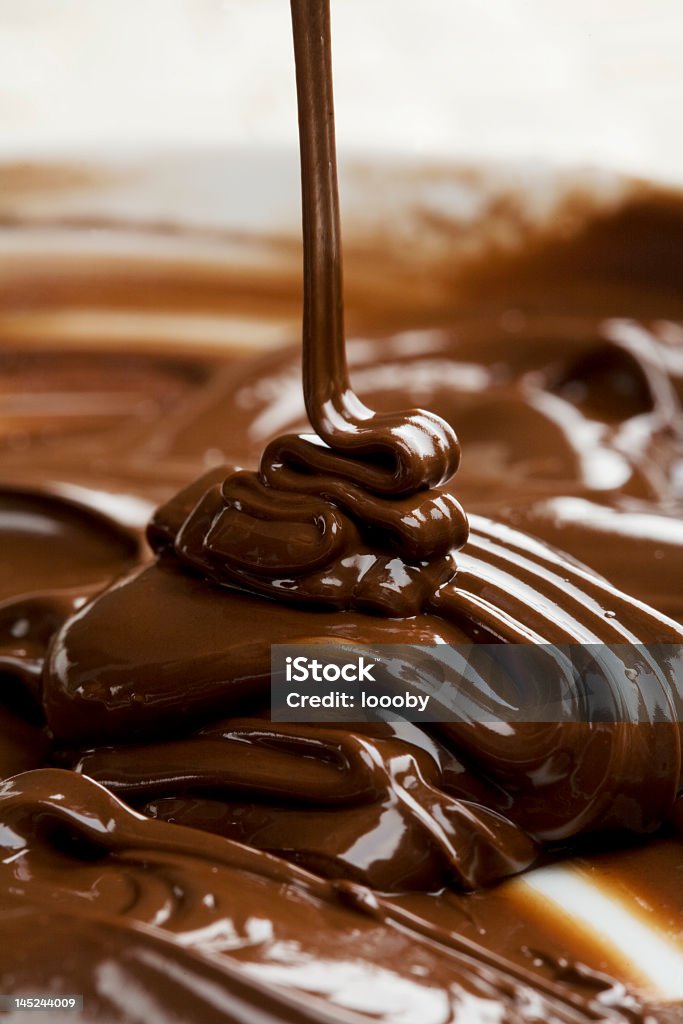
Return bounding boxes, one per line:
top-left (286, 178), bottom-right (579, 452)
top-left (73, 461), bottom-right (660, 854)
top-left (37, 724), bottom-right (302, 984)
top-left (0, 0), bottom-right (682, 184)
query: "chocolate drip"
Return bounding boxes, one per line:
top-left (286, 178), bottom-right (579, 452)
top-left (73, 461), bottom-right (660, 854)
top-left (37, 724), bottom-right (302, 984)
top-left (3, 198), bottom-right (683, 1017)
top-left (2, 3), bottom-right (683, 1018)
top-left (289, 0), bottom-right (460, 493)
top-left (146, 0), bottom-right (468, 617)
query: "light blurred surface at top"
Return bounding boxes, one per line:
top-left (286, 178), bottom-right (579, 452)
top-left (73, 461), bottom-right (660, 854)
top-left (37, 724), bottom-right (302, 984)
top-left (0, 0), bottom-right (682, 182)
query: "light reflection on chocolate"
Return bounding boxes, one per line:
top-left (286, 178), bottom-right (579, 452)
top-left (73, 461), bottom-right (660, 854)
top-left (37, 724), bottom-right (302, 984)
top-left (1, 1), bottom-right (683, 1020)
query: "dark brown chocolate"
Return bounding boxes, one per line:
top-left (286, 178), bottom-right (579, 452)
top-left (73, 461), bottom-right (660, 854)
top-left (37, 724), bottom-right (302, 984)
top-left (144, 0), bottom-right (467, 618)
top-left (0, 0), bottom-right (683, 1020)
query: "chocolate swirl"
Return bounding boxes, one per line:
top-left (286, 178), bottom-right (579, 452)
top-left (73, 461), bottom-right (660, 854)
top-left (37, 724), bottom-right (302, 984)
top-left (146, 0), bottom-right (468, 617)
top-left (4, 184), bottom-right (683, 1019)
top-left (289, 0), bottom-right (461, 496)
top-left (1, 770), bottom-right (637, 1024)
top-left (4, 3), bottom-right (683, 1016)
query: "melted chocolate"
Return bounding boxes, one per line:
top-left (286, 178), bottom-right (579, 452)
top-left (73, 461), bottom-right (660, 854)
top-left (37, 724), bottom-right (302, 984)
top-left (0, 1), bottom-right (682, 1020)
top-left (0, 769), bottom-right (646, 1024)
top-left (146, 0), bottom-right (467, 618)
top-left (1, 212), bottom-right (682, 1021)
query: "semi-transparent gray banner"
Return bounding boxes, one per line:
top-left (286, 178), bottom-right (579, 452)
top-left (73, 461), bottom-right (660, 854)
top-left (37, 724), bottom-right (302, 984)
top-left (271, 644), bottom-right (683, 723)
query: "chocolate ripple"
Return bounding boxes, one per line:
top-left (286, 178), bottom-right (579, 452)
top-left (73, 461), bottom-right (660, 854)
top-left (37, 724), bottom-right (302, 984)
top-left (142, 0), bottom-right (468, 619)
top-left (0, 770), bottom-right (647, 1023)
top-left (3, 212), bottom-right (683, 1013)
top-left (0, 0), bottom-right (682, 1016)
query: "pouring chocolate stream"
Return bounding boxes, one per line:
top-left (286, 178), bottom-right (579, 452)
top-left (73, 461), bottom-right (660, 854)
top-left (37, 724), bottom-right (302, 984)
top-left (148, 0), bottom-right (468, 617)
top-left (38, 0), bottom-right (683, 878)
top-left (289, 0), bottom-right (461, 495)
top-left (1, 2), bottom-right (683, 1020)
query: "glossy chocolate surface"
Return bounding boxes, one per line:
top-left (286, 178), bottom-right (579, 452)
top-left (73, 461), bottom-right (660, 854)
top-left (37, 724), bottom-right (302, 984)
top-left (2, 2), bottom-right (683, 1021)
